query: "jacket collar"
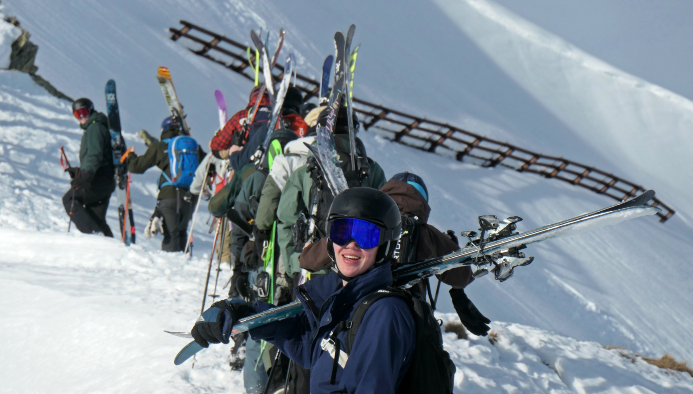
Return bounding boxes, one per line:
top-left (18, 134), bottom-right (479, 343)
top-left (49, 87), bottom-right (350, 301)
top-left (296, 262), bottom-right (394, 327)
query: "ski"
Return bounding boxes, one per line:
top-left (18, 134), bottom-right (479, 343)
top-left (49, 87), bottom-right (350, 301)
top-left (319, 55), bottom-right (334, 104)
top-left (105, 79), bottom-right (135, 245)
top-left (270, 28), bottom-right (285, 69)
top-left (174, 191), bottom-right (660, 365)
top-left (214, 89), bottom-right (227, 128)
top-left (344, 25), bottom-right (357, 171)
top-left (156, 67), bottom-right (191, 135)
top-left (255, 53), bottom-right (294, 172)
top-left (304, 129), bottom-right (348, 197)
top-left (348, 44), bottom-right (360, 103)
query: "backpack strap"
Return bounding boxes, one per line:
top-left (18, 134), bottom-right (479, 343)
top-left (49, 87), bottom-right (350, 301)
top-left (344, 288), bottom-right (410, 354)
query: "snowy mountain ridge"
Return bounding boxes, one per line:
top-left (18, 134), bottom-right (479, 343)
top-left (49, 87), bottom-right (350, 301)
top-left (0, 0), bottom-right (692, 392)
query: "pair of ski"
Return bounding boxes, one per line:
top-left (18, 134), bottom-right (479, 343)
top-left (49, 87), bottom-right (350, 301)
top-left (105, 80), bottom-right (136, 245)
top-left (173, 189), bottom-right (661, 364)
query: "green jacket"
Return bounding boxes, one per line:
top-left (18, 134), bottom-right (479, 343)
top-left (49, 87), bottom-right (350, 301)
top-left (230, 167), bottom-right (268, 268)
top-left (125, 129), bottom-right (205, 199)
top-left (255, 175), bottom-right (282, 231)
top-left (276, 135), bottom-right (387, 276)
top-left (79, 111), bottom-right (115, 197)
top-left (208, 128), bottom-right (298, 218)
top-left (207, 162), bottom-right (258, 217)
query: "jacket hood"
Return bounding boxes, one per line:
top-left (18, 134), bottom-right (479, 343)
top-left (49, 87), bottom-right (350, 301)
top-left (284, 136), bottom-right (316, 156)
top-left (80, 111), bottom-right (108, 131)
top-left (380, 179), bottom-right (431, 222)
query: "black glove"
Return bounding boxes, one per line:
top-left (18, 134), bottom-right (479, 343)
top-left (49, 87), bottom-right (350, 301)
top-left (183, 190), bottom-right (194, 203)
top-left (70, 170), bottom-right (93, 191)
top-left (446, 230), bottom-right (459, 246)
top-left (64, 167), bottom-right (79, 179)
top-left (449, 288), bottom-right (491, 336)
top-left (191, 299), bottom-right (253, 348)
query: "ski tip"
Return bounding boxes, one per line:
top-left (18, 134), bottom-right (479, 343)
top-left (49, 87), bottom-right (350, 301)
top-left (158, 67), bottom-right (171, 79)
top-left (174, 341), bottom-right (204, 366)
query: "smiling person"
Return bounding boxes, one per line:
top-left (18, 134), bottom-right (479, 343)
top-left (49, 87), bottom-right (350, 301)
top-left (62, 98), bottom-right (115, 236)
top-left (191, 187), bottom-right (418, 393)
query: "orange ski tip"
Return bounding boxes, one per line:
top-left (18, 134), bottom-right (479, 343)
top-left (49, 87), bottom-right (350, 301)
top-left (158, 67), bottom-right (171, 79)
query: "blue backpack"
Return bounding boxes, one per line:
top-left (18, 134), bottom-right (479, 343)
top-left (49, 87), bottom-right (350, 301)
top-left (161, 136), bottom-right (199, 189)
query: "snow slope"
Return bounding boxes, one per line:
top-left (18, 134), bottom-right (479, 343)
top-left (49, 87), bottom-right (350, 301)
top-left (0, 68), bottom-right (691, 393)
top-left (0, 0), bottom-right (692, 392)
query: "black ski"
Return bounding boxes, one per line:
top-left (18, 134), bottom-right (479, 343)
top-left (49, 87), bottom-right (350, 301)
top-left (105, 80), bottom-right (135, 245)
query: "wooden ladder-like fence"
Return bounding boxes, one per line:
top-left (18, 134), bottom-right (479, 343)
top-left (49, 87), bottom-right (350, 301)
top-left (169, 20), bottom-right (675, 222)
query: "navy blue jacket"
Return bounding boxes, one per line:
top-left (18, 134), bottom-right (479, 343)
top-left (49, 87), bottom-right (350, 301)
top-left (229, 124), bottom-right (268, 172)
top-left (250, 263), bottom-right (415, 393)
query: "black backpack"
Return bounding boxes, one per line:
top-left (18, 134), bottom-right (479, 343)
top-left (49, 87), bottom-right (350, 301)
top-left (392, 215), bottom-right (425, 269)
top-left (339, 288), bottom-right (456, 394)
top-left (293, 138), bottom-right (372, 251)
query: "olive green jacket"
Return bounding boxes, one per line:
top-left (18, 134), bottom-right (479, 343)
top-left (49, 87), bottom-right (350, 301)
top-left (78, 111), bottom-right (115, 197)
top-left (276, 135), bottom-right (387, 276)
top-left (125, 129), bottom-right (205, 199)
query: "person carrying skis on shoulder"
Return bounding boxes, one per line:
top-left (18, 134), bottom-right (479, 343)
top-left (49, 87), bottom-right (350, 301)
top-left (62, 98), bottom-right (115, 237)
top-left (209, 85), bottom-right (271, 160)
top-left (122, 116), bottom-right (205, 252)
top-left (301, 172), bottom-right (491, 337)
top-left (252, 105), bottom-right (324, 302)
top-left (191, 187), bottom-right (420, 393)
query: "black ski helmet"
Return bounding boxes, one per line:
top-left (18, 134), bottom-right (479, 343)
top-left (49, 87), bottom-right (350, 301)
top-left (326, 187), bottom-right (402, 280)
top-left (390, 172), bottom-right (429, 202)
top-left (283, 86), bottom-right (304, 113)
top-left (72, 98), bottom-right (93, 113)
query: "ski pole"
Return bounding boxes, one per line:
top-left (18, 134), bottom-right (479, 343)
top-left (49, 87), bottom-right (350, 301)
top-left (122, 170), bottom-right (130, 244)
top-left (263, 349), bottom-right (283, 394)
top-left (59, 146), bottom-right (71, 169)
top-left (209, 218), bottom-right (227, 303)
top-left (68, 188), bottom-right (75, 233)
top-left (200, 218), bottom-right (222, 315)
top-left (60, 147), bottom-right (75, 232)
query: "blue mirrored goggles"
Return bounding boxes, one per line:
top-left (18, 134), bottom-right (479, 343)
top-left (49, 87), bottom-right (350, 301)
top-left (328, 218), bottom-right (384, 249)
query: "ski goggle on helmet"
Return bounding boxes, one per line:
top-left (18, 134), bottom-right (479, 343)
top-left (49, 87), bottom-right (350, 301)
top-left (325, 187), bottom-right (402, 250)
top-left (71, 97), bottom-right (93, 120)
top-left (328, 217), bottom-right (387, 249)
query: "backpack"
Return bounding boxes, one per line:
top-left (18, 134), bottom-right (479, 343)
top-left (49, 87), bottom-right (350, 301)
top-left (233, 105), bottom-right (272, 146)
top-left (161, 136), bottom-right (199, 189)
top-left (293, 138), bottom-right (372, 251)
top-left (392, 215), bottom-right (426, 269)
top-left (336, 288), bottom-right (456, 394)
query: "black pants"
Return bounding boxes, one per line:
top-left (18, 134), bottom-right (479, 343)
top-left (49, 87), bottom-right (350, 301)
top-left (158, 195), bottom-right (192, 252)
top-left (63, 188), bottom-right (113, 237)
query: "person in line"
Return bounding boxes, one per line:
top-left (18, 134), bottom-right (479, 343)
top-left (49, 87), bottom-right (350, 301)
top-left (192, 187), bottom-right (415, 393)
top-left (122, 117), bottom-right (205, 252)
top-left (62, 98), bottom-right (115, 236)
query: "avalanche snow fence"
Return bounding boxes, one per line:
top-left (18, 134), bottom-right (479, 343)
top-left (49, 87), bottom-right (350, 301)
top-left (168, 20), bottom-right (674, 223)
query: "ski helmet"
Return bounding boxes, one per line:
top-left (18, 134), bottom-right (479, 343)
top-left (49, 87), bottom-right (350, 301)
top-left (71, 98), bottom-right (93, 119)
top-left (390, 172), bottom-right (428, 202)
top-left (283, 86), bottom-right (304, 113)
top-left (325, 187), bottom-right (402, 280)
top-left (161, 116), bottom-right (180, 132)
top-left (317, 106), bottom-right (359, 134)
